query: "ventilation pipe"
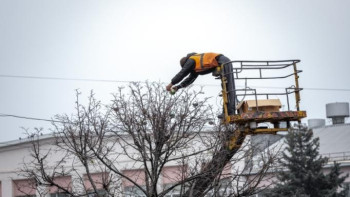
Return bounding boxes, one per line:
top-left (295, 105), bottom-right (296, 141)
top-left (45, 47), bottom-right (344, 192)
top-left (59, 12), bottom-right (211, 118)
top-left (326, 102), bottom-right (349, 125)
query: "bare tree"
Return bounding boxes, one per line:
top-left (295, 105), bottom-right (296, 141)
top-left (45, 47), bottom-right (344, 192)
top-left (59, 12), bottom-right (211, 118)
top-left (20, 91), bottom-right (118, 196)
top-left (19, 82), bottom-right (279, 197)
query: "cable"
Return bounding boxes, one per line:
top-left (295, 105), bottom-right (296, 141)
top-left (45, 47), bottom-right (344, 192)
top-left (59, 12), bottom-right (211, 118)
top-left (2, 74), bottom-right (350, 92)
top-left (0, 113), bottom-right (135, 129)
top-left (302, 87), bottom-right (350, 92)
top-left (206, 83), bottom-right (350, 92)
top-left (0, 74), bottom-right (133, 83)
top-left (0, 113), bottom-right (65, 123)
top-left (0, 74), bottom-right (216, 86)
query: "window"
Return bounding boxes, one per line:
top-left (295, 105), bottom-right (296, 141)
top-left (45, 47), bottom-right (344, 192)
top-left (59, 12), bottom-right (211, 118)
top-left (205, 178), bottom-right (234, 197)
top-left (50, 193), bottom-right (70, 197)
top-left (164, 194), bottom-right (180, 197)
top-left (124, 186), bottom-right (146, 197)
top-left (163, 184), bottom-right (182, 197)
top-left (87, 189), bottom-right (108, 197)
top-left (15, 195), bottom-right (36, 197)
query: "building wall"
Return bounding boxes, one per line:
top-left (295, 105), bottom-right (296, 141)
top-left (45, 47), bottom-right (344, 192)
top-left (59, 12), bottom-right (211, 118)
top-left (0, 140), bottom-right (35, 197)
top-left (3, 132), bottom-right (348, 196)
top-left (0, 133), bottom-right (231, 197)
top-left (245, 162), bottom-right (350, 194)
top-left (0, 137), bottom-right (119, 196)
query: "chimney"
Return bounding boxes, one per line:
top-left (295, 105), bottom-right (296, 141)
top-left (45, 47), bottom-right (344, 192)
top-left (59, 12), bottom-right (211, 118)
top-left (326, 102), bottom-right (349, 125)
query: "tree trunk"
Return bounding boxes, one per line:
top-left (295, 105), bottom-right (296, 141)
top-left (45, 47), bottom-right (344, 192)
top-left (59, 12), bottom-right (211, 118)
top-left (184, 128), bottom-right (245, 197)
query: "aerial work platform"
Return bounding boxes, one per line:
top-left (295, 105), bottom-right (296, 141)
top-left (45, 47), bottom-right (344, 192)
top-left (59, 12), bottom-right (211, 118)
top-left (218, 60), bottom-right (307, 148)
top-left (187, 59), bottom-right (308, 190)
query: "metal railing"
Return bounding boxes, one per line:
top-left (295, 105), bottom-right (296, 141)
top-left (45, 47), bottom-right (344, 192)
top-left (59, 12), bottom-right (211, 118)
top-left (322, 151), bottom-right (350, 162)
top-left (221, 60), bottom-right (302, 112)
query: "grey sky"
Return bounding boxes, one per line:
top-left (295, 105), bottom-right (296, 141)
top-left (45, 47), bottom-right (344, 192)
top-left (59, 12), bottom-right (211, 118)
top-left (1, 0), bottom-right (350, 142)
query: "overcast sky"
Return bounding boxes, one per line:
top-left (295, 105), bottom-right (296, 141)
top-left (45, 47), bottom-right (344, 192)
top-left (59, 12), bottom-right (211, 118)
top-left (1, 0), bottom-right (350, 142)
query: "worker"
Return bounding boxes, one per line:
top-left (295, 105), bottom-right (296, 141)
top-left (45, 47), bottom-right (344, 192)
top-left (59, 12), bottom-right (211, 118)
top-left (166, 52), bottom-right (236, 115)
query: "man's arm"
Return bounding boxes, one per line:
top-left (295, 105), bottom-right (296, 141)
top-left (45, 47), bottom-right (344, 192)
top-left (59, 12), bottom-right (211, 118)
top-left (171, 59), bottom-right (195, 85)
top-left (177, 72), bottom-right (198, 89)
top-left (166, 59), bottom-right (195, 91)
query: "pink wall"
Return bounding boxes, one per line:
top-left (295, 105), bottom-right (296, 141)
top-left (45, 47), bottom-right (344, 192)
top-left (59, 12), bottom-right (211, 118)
top-left (341, 165), bottom-right (350, 183)
top-left (122, 169), bottom-right (146, 187)
top-left (49, 176), bottom-right (72, 193)
top-left (246, 173), bottom-right (277, 189)
top-left (13, 179), bottom-right (36, 196)
top-left (220, 163), bottom-right (232, 179)
top-left (84, 172), bottom-right (109, 190)
top-left (122, 164), bottom-right (231, 187)
top-left (162, 166), bottom-right (187, 185)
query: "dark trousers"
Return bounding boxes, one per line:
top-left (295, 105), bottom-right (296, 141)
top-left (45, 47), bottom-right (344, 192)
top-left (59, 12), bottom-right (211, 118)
top-left (217, 56), bottom-right (236, 115)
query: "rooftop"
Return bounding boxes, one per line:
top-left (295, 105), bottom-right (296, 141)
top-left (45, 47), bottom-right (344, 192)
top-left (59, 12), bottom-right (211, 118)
top-left (313, 123), bottom-right (350, 155)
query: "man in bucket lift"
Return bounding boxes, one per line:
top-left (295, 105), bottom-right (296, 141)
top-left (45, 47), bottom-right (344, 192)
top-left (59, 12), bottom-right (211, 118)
top-left (166, 52), bottom-right (236, 115)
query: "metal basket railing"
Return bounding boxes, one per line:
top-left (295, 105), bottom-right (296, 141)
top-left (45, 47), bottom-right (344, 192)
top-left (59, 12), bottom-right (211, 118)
top-left (221, 60), bottom-right (303, 113)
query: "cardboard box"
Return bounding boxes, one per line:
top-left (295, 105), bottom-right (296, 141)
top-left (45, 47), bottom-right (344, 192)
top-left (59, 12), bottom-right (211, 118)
top-left (236, 99), bottom-right (282, 113)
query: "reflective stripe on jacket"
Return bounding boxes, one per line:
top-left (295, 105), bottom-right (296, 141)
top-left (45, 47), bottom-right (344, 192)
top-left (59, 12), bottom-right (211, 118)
top-left (189, 53), bottom-right (221, 72)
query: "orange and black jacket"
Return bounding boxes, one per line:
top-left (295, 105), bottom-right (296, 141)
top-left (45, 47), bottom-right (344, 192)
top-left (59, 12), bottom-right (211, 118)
top-left (171, 53), bottom-right (221, 89)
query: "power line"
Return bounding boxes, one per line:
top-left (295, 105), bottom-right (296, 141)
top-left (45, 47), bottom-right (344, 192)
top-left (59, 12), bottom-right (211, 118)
top-left (1, 74), bottom-right (350, 92)
top-left (302, 87), bottom-right (350, 92)
top-left (199, 85), bottom-right (350, 92)
top-left (236, 86), bottom-right (350, 92)
top-left (0, 113), bottom-right (122, 127)
top-left (0, 74), bottom-right (219, 87)
top-left (0, 113), bottom-right (65, 123)
top-left (0, 74), bottom-right (132, 83)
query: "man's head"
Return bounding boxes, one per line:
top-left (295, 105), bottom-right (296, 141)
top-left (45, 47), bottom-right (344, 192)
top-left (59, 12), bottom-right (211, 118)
top-left (180, 52), bottom-right (196, 67)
